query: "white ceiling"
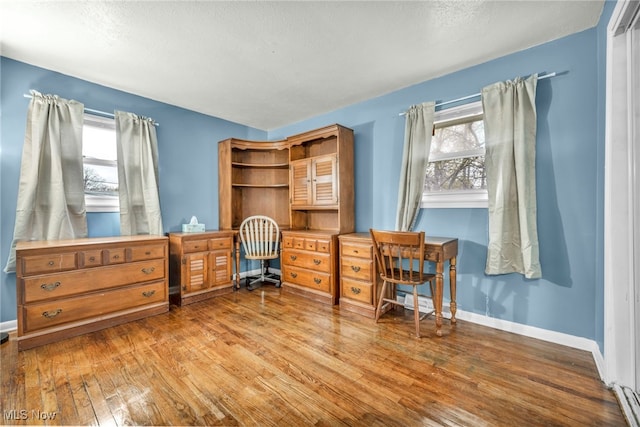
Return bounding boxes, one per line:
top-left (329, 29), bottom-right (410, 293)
top-left (1, 1), bottom-right (604, 131)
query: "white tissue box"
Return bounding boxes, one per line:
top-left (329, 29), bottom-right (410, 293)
top-left (182, 223), bottom-right (205, 233)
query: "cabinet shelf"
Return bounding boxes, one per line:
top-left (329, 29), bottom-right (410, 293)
top-left (232, 183), bottom-right (289, 188)
top-left (232, 162), bottom-right (289, 169)
top-left (290, 205), bottom-right (338, 211)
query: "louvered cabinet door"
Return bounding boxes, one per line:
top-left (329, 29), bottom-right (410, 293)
top-left (209, 250), bottom-right (232, 287)
top-left (183, 253), bottom-right (208, 293)
top-left (290, 159), bottom-right (312, 206)
top-left (311, 154), bottom-right (338, 205)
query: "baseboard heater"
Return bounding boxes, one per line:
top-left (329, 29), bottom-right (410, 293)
top-left (397, 293), bottom-right (451, 318)
top-left (614, 384), bottom-right (640, 426)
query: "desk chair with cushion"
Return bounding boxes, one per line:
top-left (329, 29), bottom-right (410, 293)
top-left (239, 215), bottom-right (281, 290)
top-left (370, 229), bottom-right (436, 338)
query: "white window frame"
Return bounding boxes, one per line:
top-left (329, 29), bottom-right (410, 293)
top-left (421, 101), bottom-right (488, 209)
top-left (83, 114), bottom-right (119, 213)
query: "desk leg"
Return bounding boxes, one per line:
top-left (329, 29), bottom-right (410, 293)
top-left (234, 239), bottom-right (241, 290)
top-left (435, 260), bottom-right (444, 337)
top-left (449, 256), bottom-right (457, 323)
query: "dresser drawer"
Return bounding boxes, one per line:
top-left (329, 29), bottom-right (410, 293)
top-left (21, 253), bottom-right (77, 275)
top-left (282, 249), bottom-right (331, 273)
top-left (105, 248), bottom-right (126, 264)
top-left (22, 259), bottom-right (165, 303)
top-left (341, 277), bottom-right (373, 304)
top-left (128, 244), bottom-right (166, 261)
top-left (340, 257), bottom-right (372, 281)
top-left (341, 242), bottom-right (372, 259)
top-left (282, 236), bottom-right (330, 253)
top-left (183, 239), bottom-right (209, 253)
top-left (208, 237), bottom-right (231, 250)
top-left (79, 250), bottom-right (103, 268)
top-left (303, 238), bottom-right (331, 253)
top-left (22, 280), bottom-right (167, 332)
top-left (282, 265), bottom-right (331, 293)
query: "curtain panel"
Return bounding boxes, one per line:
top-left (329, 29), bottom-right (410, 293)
top-left (482, 75), bottom-right (542, 279)
top-left (115, 111), bottom-right (163, 236)
top-left (395, 102), bottom-right (435, 231)
top-left (4, 91), bottom-right (87, 273)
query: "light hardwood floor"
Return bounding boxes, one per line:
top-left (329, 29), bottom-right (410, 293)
top-left (1, 287), bottom-right (628, 426)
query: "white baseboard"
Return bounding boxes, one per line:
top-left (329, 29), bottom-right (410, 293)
top-left (1, 319), bottom-right (17, 333)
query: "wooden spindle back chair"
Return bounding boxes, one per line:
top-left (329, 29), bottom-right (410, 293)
top-left (370, 229), bottom-right (436, 337)
top-left (239, 215), bottom-right (280, 290)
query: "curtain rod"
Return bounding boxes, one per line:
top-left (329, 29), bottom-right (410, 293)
top-left (399, 72), bottom-right (557, 116)
top-left (22, 93), bottom-right (159, 126)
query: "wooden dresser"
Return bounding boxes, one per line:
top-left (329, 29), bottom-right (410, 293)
top-left (338, 233), bottom-right (385, 318)
top-left (280, 230), bottom-right (339, 305)
top-left (168, 231), bottom-right (235, 305)
top-left (15, 235), bottom-right (169, 350)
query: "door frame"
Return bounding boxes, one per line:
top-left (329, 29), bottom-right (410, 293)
top-left (604, 0), bottom-right (640, 413)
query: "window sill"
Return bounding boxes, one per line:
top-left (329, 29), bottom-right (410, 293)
top-left (86, 194), bottom-right (120, 213)
top-left (421, 191), bottom-right (488, 209)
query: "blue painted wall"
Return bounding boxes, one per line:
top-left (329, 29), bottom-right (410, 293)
top-left (0, 2), bottom-right (615, 352)
top-left (0, 57), bottom-right (266, 323)
top-left (270, 2), bottom-right (615, 350)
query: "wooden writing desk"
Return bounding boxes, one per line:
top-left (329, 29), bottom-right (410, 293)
top-left (338, 232), bottom-right (458, 337)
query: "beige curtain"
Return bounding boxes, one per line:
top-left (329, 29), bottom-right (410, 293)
top-left (4, 91), bottom-right (87, 273)
top-left (115, 111), bottom-right (163, 235)
top-left (395, 102), bottom-right (435, 231)
top-left (482, 75), bottom-right (541, 279)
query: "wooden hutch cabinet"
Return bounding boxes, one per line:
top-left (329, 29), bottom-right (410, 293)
top-left (218, 124), bottom-right (354, 304)
top-left (218, 138), bottom-right (290, 230)
top-left (287, 124), bottom-right (354, 233)
top-left (168, 231), bottom-right (235, 306)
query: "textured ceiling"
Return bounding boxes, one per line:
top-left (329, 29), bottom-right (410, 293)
top-left (1, 1), bottom-right (604, 130)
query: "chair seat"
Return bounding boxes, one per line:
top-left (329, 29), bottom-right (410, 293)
top-left (245, 253), bottom-right (279, 260)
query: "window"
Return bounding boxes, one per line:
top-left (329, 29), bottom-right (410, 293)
top-left (83, 114), bottom-right (119, 212)
top-left (421, 101), bottom-right (487, 208)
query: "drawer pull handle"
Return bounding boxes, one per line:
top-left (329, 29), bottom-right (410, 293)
top-left (314, 278), bottom-right (322, 284)
top-left (142, 290), bottom-right (156, 298)
top-left (313, 259), bottom-right (321, 265)
top-left (351, 265), bottom-right (361, 273)
top-left (42, 309), bottom-right (62, 319)
top-left (40, 281), bottom-right (61, 291)
top-left (142, 267), bottom-right (155, 274)
top-left (89, 256), bottom-right (96, 262)
top-left (290, 272), bottom-right (298, 278)
top-left (353, 250), bottom-right (359, 254)
top-left (113, 255), bottom-right (120, 260)
top-left (351, 287), bottom-right (361, 294)
top-left (48, 261), bottom-right (55, 266)
top-left (290, 255), bottom-right (297, 261)
top-left (145, 251), bottom-right (151, 255)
